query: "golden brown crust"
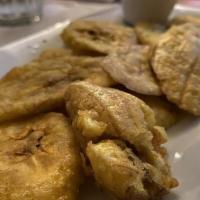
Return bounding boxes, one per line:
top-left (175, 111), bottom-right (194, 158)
top-left (86, 140), bottom-right (148, 200)
top-left (0, 113), bottom-right (81, 200)
top-left (66, 82), bottom-right (178, 200)
top-left (65, 82), bottom-right (178, 196)
top-left (61, 20), bottom-right (137, 55)
top-left (153, 23), bottom-right (200, 115)
top-left (86, 140), bottom-right (177, 200)
top-left (65, 81), bottom-right (156, 149)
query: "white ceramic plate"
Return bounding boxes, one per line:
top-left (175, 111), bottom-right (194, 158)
top-left (0, 5), bottom-right (200, 200)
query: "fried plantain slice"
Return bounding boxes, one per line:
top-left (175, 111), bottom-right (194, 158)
top-left (170, 15), bottom-right (200, 27)
top-left (153, 23), bottom-right (200, 115)
top-left (135, 23), bottom-right (165, 46)
top-left (65, 82), bottom-right (178, 199)
top-left (61, 20), bottom-right (137, 55)
top-left (86, 140), bottom-right (177, 200)
top-left (0, 57), bottom-right (72, 122)
top-left (102, 46), bottom-right (162, 95)
top-left (66, 82), bottom-right (171, 173)
top-left (0, 113), bottom-right (81, 200)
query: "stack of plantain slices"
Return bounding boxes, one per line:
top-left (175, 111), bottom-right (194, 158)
top-left (4, 15), bottom-right (200, 199)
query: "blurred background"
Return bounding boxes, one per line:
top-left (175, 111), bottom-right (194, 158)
top-left (0, 0), bottom-right (199, 47)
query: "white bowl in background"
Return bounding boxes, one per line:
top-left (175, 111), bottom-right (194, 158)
top-left (122, 0), bottom-right (177, 24)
